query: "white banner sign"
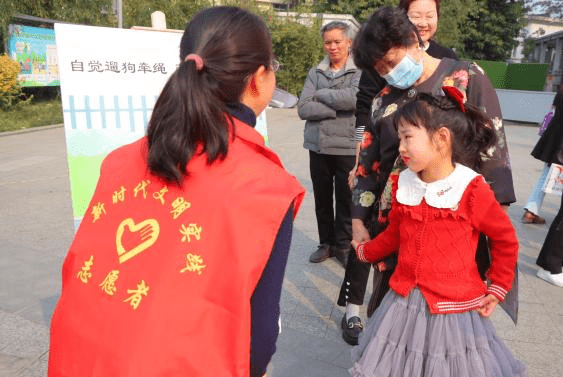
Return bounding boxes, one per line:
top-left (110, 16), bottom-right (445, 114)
top-left (56, 23), bottom-right (182, 228)
top-left (56, 23), bottom-right (269, 229)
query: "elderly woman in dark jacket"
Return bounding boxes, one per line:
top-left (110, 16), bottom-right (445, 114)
top-left (534, 82), bottom-right (563, 287)
top-left (340, 0), bottom-right (459, 346)
top-left (298, 21), bottom-right (362, 266)
top-left (341, 5), bottom-right (516, 347)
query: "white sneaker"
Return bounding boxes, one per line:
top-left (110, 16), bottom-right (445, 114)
top-left (537, 268), bottom-right (563, 288)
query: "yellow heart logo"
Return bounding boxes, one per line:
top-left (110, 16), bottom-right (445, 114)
top-left (116, 218), bottom-right (160, 264)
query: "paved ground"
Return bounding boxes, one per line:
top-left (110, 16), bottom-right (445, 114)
top-left (0, 109), bottom-right (562, 376)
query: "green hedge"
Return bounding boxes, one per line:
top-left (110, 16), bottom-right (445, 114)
top-left (474, 60), bottom-right (508, 88)
top-left (269, 17), bottom-right (325, 96)
top-left (474, 60), bottom-right (548, 91)
top-left (505, 63), bottom-right (549, 91)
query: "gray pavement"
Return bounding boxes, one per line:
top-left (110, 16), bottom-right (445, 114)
top-left (0, 109), bottom-right (562, 377)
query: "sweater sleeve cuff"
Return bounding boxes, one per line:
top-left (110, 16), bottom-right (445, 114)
top-left (355, 126), bottom-right (365, 142)
top-left (356, 242), bottom-right (369, 263)
top-left (486, 284), bottom-right (508, 302)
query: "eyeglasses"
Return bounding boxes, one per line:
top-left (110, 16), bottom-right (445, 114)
top-left (271, 59), bottom-right (281, 73)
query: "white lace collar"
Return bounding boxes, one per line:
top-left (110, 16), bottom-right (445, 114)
top-left (396, 164), bottom-right (479, 209)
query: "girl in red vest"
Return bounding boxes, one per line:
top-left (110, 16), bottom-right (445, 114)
top-left (349, 88), bottom-right (525, 376)
top-left (48, 6), bottom-right (304, 377)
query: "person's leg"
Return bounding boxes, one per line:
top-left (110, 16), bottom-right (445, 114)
top-left (366, 267), bottom-right (394, 318)
top-left (332, 154), bottom-right (356, 266)
top-left (537, 193), bottom-right (563, 283)
top-left (523, 163), bottom-right (549, 222)
top-left (309, 151), bottom-right (335, 262)
top-left (337, 243), bottom-right (371, 345)
top-left (337, 253), bottom-right (371, 306)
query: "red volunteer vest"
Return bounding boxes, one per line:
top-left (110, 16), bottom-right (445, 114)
top-left (48, 119), bottom-right (304, 377)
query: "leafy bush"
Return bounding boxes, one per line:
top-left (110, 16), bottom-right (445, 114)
top-left (220, 2), bottom-right (325, 96)
top-left (0, 53), bottom-right (31, 111)
top-left (269, 16), bottom-right (325, 96)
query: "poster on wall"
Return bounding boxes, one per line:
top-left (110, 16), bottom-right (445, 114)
top-left (55, 23), bottom-right (269, 229)
top-left (8, 24), bottom-right (60, 87)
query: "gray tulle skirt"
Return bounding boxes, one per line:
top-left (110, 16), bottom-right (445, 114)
top-left (350, 289), bottom-right (526, 377)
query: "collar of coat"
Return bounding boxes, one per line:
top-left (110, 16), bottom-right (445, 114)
top-left (396, 164), bottom-right (480, 209)
top-left (316, 55), bottom-right (357, 76)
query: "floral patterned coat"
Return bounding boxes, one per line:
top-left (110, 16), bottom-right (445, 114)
top-left (352, 58), bottom-right (516, 227)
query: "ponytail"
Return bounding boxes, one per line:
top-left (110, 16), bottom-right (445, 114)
top-left (146, 6), bottom-right (272, 186)
top-left (457, 102), bottom-right (497, 170)
top-left (147, 62), bottom-right (229, 185)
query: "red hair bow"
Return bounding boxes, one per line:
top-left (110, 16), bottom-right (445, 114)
top-left (442, 85), bottom-right (466, 112)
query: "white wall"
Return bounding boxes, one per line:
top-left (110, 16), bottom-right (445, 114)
top-left (496, 89), bottom-right (556, 123)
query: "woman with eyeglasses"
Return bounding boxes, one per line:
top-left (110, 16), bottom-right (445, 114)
top-left (48, 7), bottom-right (304, 377)
top-left (298, 21), bottom-right (362, 268)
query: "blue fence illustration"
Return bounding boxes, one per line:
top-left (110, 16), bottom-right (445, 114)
top-left (64, 95), bottom-right (159, 132)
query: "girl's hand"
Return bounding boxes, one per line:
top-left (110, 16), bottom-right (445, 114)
top-left (476, 294), bottom-right (499, 317)
top-left (351, 239), bottom-right (360, 251)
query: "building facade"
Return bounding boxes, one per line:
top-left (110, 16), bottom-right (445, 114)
top-left (531, 29), bottom-right (563, 90)
top-left (509, 15), bottom-right (563, 64)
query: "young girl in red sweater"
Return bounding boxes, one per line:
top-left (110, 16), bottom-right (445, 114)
top-left (349, 87), bottom-right (525, 376)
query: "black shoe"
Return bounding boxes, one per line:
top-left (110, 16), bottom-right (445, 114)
top-left (309, 244), bottom-right (332, 263)
top-left (341, 315), bottom-right (363, 346)
top-left (334, 247), bottom-right (350, 268)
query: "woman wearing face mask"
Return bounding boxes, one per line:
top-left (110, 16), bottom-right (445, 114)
top-left (340, 0), bottom-right (457, 346)
top-left (338, 6), bottom-right (516, 346)
top-left (352, 0), bottom-right (456, 183)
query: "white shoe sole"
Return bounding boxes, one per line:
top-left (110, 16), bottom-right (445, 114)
top-left (537, 268), bottom-right (563, 288)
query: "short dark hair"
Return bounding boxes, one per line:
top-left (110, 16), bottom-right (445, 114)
top-left (398, 0), bottom-right (440, 18)
top-left (393, 93), bottom-right (497, 171)
top-left (352, 6), bottom-right (422, 71)
top-left (146, 6), bottom-right (272, 185)
top-left (321, 21), bottom-right (351, 39)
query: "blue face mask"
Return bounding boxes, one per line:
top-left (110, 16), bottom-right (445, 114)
top-left (382, 53), bottom-right (423, 89)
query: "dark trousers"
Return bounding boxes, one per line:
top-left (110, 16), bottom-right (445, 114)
top-left (537, 193), bottom-right (563, 274)
top-left (337, 244), bottom-right (372, 307)
top-left (338, 256), bottom-right (395, 317)
top-left (337, 214), bottom-right (394, 312)
top-left (309, 151), bottom-right (355, 250)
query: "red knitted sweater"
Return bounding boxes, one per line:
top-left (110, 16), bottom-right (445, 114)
top-left (356, 167), bottom-right (519, 314)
